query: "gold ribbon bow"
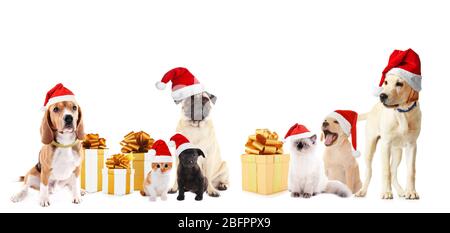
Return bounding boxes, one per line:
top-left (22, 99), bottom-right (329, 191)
top-left (105, 154), bottom-right (133, 169)
top-left (245, 129), bottom-right (284, 155)
top-left (120, 131), bottom-right (155, 153)
top-left (82, 134), bottom-right (107, 149)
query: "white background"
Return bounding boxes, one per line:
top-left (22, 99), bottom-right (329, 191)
top-left (1, 0), bottom-right (449, 213)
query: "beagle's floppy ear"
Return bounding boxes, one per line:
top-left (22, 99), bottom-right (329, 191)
top-left (40, 109), bottom-right (54, 145)
top-left (407, 89), bottom-right (419, 103)
top-left (194, 148), bottom-right (206, 158)
top-left (205, 92), bottom-right (217, 105)
top-left (76, 106), bottom-right (85, 140)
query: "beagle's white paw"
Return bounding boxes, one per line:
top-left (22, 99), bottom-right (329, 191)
top-left (381, 192), bottom-right (393, 199)
top-left (405, 191), bottom-right (419, 200)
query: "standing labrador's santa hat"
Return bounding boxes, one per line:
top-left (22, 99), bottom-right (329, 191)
top-left (149, 140), bottom-right (173, 163)
top-left (155, 67), bottom-right (205, 103)
top-left (169, 133), bottom-right (197, 156)
top-left (327, 110), bottom-right (360, 158)
top-left (41, 83), bottom-right (77, 111)
top-left (375, 48), bottom-right (422, 95)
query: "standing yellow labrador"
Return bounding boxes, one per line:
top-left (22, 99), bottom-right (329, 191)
top-left (356, 49), bottom-right (422, 199)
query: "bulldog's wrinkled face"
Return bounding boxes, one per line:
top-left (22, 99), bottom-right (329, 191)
top-left (379, 75), bottom-right (419, 108)
top-left (178, 148), bottom-right (205, 169)
top-left (48, 101), bottom-right (80, 133)
top-left (321, 117), bottom-right (346, 147)
top-left (180, 92), bottom-right (217, 122)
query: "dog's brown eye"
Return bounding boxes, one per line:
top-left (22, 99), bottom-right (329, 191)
top-left (53, 107), bottom-right (59, 113)
top-left (384, 81), bottom-right (388, 85)
top-left (72, 106), bottom-right (77, 111)
top-left (396, 82), bottom-right (403, 87)
top-left (334, 120), bottom-right (339, 124)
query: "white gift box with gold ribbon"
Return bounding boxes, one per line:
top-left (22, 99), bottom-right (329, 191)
top-left (80, 149), bottom-right (106, 193)
top-left (102, 168), bottom-right (134, 195)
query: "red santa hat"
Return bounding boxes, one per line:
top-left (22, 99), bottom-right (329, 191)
top-left (376, 48), bottom-right (422, 95)
top-left (155, 67), bottom-right (205, 102)
top-left (327, 110), bottom-right (360, 157)
top-left (169, 133), bottom-right (195, 156)
top-left (148, 140), bottom-right (172, 163)
top-left (42, 83), bottom-right (77, 111)
top-left (284, 123), bottom-right (314, 142)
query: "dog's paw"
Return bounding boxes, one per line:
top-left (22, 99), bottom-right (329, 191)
top-left (207, 190), bottom-right (220, 197)
top-left (40, 197), bottom-right (50, 207)
top-left (291, 192), bottom-right (300, 198)
top-left (302, 193), bottom-right (312, 198)
top-left (80, 189), bottom-right (87, 196)
top-left (405, 191), bottom-right (420, 200)
top-left (177, 195), bottom-right (185, 201)
top-left (72, 196), bottom-right (81, 204)
top-left (168, 188), bottom-right (178, 194)
top-left (11, 191), bottom-right (26, 203)
top-left (195, 195), bottom-right (203, 201)
top-left (217, 183), bottom-right (228, 191)
top-left (355, 189), bottom-right (367, 197)
top-left (149, 196), bottom-right (156, 202)
top-left (381, 192), bottom-right (393, 200)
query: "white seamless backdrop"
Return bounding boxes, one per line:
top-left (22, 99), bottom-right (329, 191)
top-left (1, 0), bottom-right (449, 213)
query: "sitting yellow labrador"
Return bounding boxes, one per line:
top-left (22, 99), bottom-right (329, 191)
top-left (356, 49), bottom-right (422, 200)
top-left (322, 110), bottom-right (362, 194)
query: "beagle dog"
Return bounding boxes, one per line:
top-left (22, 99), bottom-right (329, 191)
top-left (11, 101), bottom-right (85, 207)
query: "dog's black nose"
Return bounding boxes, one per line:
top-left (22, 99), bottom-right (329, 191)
top-left (379, 93), bottom-right (388, 102)
top-left (322, 121), bottom-right (329, 128)
top-left (64, 115), bottom-right (73, 124)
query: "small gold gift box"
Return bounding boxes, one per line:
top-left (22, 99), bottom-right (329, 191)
top-left (80, 133), bottom-right (107, 193)
top-left (102, 168), bottom-right (134, 196)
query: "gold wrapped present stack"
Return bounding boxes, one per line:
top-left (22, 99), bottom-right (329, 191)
top-left (120, 131), bottom-right (155, 191)
top-left (102, 153), bottom-right (134, 196)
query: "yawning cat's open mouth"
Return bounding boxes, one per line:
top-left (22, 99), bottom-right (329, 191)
top-left (323, 130), bottom-right (338, 146)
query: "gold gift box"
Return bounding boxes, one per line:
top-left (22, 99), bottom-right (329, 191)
top-left (125, 152), bottom-right (152, 191)
top-left (241, 154), bottom-right (290, 195)
top-left (102, 168), bottom-right (134, 195)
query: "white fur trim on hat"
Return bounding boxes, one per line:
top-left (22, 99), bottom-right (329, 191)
top-left (155, 81), bottom-right (166, 90)
top-left (171, 83), bottom-right (205, 101)
top-left (153, 155), bottom-right (172, 163)
top-left (44, 95), bottom-right (77, 109)
top-left (148, 149), bottom-right (156, 156)
top-left (284, 132), bottom-right (314, 143)
top-left (386, 68), bottom-right (422, 92)
top-left (352, 150), bottom-right (361, 158)
top-left (327, 111), bottom-right (351, 136)
top-left (175, 143), bottom-right (195, 155)
top-left (168, 140), bottom-right (176, 147)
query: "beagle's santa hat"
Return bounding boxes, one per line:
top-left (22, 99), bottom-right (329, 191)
top-left (155, 67), bottom-right (205, 102)
top-left (169, 133), bottom-right (195, 156)
top-left (327, 110), bottom-right (360, 157)
top-left (148, 140), bottom-right (172, 163)
top-left (42, 83), bottom-right (77, 111)
top-left (376, 48), bottom-right (422, 95)
top-left (284, 123), bottom-right (314, 142)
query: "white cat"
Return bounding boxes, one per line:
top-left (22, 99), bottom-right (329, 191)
top-left (140, 162), bottom-right (172, 201)
top-left (288, 134), bottom-right (351, 198)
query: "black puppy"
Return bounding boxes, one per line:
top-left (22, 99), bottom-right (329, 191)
top-left (177, 148), bottom-right (208, 201)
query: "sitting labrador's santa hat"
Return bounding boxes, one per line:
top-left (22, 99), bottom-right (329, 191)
top-left (327, 110), bottom-right (360, 158)
top-left (155, 67), bottom-right (205, 103)
top-left (169, 133), bottom-right (196, 156)
top-left (41, 83), bottom-right (77, 111)
top-left (149, 140), bottom-right (173, 163)
top-left (376, 48), bottom-right (422, 95)
top-left (283, 123), bottom-right (314, 142)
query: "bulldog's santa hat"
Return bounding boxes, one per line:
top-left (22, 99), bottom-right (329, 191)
top-left (155, 67), bottom-right (205, 102)
top-left (148, 140), bottom-right (172, 163)
top-left (169, 133), bottom-right (195, 156)
top-left (376, 48), bottom-right (422, 95)
top-left (284, 123), bottom-right (314, 142)
top-left (327, 110), bottom-right (360, 157)
top-left (41, 83), bottom-right (77, 111)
